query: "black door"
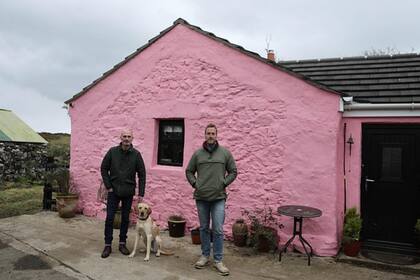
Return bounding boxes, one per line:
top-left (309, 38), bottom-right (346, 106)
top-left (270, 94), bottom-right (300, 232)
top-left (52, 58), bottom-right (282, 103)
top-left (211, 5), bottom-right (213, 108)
top-left (361, 124), bottom-right (420, 254)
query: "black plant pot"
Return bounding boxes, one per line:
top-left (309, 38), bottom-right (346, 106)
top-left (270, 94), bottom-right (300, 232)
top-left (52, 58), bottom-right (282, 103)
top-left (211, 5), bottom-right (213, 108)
top-left (168, 219), bottom-right (186, 237)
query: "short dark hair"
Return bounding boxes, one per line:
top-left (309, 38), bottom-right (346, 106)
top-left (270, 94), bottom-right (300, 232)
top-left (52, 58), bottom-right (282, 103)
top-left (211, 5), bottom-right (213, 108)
top-left (205, 123), bottom-right (217, 135)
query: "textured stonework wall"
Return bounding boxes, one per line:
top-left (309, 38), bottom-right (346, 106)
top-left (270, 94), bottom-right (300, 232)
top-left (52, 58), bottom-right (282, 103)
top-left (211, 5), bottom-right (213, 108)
top-left (69, 24), bottom-right (342, 255)
top-left (0, 142), bottom-right (47, 182)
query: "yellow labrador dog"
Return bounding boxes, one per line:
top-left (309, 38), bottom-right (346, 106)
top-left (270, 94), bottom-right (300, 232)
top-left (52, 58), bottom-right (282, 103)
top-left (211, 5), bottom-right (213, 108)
top-left (129, 202), bottom-right (172, 261)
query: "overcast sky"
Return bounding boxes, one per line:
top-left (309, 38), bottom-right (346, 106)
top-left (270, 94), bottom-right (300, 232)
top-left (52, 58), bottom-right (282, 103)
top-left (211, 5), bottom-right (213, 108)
top-left (1, 0), bottom-right (420, 133)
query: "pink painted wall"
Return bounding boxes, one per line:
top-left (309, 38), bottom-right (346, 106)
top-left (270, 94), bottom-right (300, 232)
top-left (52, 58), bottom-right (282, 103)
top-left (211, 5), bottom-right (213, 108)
top-left (68, 24), bottom-right (343, 255)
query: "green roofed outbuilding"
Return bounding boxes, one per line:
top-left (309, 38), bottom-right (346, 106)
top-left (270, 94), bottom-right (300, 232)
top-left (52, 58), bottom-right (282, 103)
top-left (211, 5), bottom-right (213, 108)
top-left (0, 109), bottom-right (47, 144)
top-left (0, 109), bottom-right (48, 182)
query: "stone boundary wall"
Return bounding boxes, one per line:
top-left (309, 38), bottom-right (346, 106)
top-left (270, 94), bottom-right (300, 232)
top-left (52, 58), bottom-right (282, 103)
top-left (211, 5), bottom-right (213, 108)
top-left (0, 142), bottom-right (47, 182)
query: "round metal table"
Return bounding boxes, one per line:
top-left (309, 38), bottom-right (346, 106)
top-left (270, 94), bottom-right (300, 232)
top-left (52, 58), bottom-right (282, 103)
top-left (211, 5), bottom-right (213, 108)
top-left (278, 205), bottom-right (322, 266)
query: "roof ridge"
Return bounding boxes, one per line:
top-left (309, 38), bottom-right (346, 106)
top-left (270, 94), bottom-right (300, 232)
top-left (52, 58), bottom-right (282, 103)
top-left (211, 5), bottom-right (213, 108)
top-left (279, 53), bottom-right (420, 64)
top-left (173, 18), bottom-right (189, 25)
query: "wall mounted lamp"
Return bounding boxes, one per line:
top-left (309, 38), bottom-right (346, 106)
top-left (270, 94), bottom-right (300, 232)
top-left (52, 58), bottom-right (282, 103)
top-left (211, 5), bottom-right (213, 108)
top-left (347, 134), bottom-right (354, 155)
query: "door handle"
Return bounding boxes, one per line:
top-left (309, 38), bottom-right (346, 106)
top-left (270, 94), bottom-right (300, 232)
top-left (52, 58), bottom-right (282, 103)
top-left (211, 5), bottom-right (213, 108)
top-left (365, 178), bottom-right (375, 192)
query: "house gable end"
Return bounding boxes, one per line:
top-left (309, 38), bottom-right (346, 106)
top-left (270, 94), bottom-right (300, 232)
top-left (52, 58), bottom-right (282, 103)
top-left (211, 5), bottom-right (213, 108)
top-left (65, 18), bottom-right (341, 106)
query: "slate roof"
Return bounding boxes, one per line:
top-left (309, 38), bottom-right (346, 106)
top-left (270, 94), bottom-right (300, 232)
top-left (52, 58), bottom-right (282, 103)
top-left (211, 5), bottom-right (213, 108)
top-left (65, 18), bottom-right (339, 104)
top-left (279, 54), bottom-right (420, 103)
top-left (0, 109), bottom-right (47, 144)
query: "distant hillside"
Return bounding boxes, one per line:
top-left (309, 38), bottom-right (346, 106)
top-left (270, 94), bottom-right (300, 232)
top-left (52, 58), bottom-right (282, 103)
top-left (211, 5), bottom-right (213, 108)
top-left (39, 132), bottom-right (70, 146)
top-left (38, 132), bottom-right (70, 166)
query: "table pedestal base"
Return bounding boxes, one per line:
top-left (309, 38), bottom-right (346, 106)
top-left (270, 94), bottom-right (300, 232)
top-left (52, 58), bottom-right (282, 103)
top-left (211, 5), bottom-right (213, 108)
top-left (278, 216), bottom-right (314, 266)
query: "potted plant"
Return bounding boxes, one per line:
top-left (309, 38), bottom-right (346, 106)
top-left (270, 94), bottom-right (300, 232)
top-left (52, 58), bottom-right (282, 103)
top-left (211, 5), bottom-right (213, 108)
top-left (168, 215), bottom-right (186, 237)
top-left (232, 218), bottom-right (248, 247)
top-left (342, 207), bottom-right (362, 257)
top-left (191, 227), bottom-right (201, 244)
top-left (414, 219), bottom-right (420, 248)
top-left (243, 204), bottom-right (283, 252)
top-left (50, 167), bottom-right (79, 218)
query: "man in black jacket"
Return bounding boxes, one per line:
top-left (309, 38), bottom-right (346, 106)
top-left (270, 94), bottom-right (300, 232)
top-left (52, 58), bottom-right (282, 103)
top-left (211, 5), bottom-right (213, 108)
top-left (100, 129), bottom-right (146, 258)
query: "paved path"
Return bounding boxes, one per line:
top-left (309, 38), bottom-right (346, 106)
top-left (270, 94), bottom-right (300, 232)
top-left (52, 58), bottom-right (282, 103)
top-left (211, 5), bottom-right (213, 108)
top-left (0, 212), bottom-right (419, 279)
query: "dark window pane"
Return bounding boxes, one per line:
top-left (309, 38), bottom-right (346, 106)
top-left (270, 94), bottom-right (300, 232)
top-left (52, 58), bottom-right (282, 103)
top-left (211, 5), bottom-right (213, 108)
top-left (381, 146), bottom-right (402, 180)
top-left (158, 120), bottom-right (184, 166)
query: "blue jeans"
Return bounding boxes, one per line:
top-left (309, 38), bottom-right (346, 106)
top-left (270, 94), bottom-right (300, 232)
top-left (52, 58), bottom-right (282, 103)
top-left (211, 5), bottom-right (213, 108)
top-left (196, 199), bottom-right (225, 262)
top-left (104, 192), bottom-right (133, 245)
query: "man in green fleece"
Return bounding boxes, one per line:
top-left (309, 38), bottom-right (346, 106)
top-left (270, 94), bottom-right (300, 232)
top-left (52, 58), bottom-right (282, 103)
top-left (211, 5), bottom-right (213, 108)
top-left (100, 129), bottom-right (146, 258)
top-left (186, 123), bottom-right (237, 276)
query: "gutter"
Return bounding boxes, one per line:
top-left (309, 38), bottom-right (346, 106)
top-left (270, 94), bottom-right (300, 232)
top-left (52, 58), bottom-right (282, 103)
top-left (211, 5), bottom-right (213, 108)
top-left (345, 103), bottom-right (420, 111)
top-left (340, 97), bottom-right (420, 117)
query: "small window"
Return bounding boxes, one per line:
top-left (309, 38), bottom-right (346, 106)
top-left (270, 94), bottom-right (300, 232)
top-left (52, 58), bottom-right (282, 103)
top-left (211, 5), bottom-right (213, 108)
top-left (158, 120), bottom-right (184, 166)
top-left (380, 146), bottom-right (402, 181)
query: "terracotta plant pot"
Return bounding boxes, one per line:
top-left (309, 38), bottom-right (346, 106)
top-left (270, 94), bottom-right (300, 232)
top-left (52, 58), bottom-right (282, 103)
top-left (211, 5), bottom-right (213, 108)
top-left (257, 235), bottom-right (271, 252)
top-left (232, 219), bottom-right (248, 247)
top-left (343, 240), bottom-right (361, 257)
top-left (191, 228), bottom-right (201, 244)
top-left (56, 193), bottom-right (79, 218)
top-left (253, 226), bottom-right (278, 252)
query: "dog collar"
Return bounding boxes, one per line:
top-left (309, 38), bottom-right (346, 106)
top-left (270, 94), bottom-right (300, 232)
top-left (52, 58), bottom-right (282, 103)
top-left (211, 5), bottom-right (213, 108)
top-left (138, 215), bottom-right (150, 221)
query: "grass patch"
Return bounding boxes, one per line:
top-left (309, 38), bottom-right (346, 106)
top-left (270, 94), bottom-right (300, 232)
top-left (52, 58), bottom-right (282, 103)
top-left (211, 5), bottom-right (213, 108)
top-left (0, 185), bottom-right (43, 219)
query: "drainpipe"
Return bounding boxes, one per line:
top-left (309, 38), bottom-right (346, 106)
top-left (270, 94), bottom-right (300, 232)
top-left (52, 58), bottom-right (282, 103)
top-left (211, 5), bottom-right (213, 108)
top-left (343, 123), bottom-right (347, 214)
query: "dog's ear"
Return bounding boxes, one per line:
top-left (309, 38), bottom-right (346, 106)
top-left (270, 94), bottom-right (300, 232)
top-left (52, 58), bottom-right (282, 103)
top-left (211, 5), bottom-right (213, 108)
top-left (148, 207), bottom-right (152, 215)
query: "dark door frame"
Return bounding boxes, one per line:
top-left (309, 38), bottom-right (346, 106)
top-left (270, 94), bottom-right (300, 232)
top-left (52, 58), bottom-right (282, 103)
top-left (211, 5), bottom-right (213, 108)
top-left (360, 123), bottom-right (420, 256)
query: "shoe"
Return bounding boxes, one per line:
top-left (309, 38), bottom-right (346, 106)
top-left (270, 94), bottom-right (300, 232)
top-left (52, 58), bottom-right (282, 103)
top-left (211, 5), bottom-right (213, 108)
top-left (119, 244), bottom-right (130, 255)
top-left (214, 262), bottom-right (230, 276)
top-left (101, 246), bottom-right (112, 258)
top-left (194, 255), bottom-right (209, 269)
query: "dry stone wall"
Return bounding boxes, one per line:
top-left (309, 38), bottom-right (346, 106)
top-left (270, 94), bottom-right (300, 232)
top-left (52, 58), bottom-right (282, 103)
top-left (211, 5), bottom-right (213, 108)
top-left (0, 142), bottom-right (47, 182)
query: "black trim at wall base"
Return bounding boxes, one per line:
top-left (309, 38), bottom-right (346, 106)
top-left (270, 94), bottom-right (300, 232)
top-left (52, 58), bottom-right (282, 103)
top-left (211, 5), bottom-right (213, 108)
top-left (362, 239), bottom-right (419, 259)
top-left (337, 257), bottom-right (420, 277)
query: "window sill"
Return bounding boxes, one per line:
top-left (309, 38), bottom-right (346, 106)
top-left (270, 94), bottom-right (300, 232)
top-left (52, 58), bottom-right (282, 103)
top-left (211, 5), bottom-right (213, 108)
top-left (150, 164), bottom-right (184, 172)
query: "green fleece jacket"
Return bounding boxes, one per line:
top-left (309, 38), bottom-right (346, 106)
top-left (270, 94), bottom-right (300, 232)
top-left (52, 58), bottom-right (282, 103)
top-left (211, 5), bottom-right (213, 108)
top-left (101, 144), bottom-right (146, 197)
top-left (186, 143), bottom-right (237, 201)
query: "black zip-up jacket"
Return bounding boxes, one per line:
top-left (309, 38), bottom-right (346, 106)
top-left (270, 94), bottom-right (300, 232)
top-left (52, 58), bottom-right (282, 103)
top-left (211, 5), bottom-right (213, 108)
top-left (101, 144), bottom-right (146, 197)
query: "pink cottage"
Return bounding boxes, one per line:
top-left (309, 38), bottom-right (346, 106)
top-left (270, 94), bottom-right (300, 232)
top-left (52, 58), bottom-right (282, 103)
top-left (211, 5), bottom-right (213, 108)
top-left (65, 19), bottom-right (420, 257)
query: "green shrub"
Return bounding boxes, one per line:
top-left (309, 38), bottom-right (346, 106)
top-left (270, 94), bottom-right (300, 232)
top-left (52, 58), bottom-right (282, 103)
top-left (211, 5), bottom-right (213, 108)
top-left (44, 167), bottom-right (74, 195)
top-left (343, 207), bottom-right (362, 243)
top-left (415, 219), bottom-right (420, 234)
top-left (242, 202), bottom-right (283, 251)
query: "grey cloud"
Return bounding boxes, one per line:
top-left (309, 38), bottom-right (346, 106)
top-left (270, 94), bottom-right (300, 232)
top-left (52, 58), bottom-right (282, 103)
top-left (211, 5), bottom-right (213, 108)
top-left (1, 0), bottom-right (420, 132)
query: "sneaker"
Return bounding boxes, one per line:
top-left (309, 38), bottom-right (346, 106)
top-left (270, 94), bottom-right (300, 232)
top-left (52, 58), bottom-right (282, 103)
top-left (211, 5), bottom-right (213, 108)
top-left (101, 246), bottom-right (112, 258)
top-left (194, 255), bottom-right (209, 269)
top-left (214, 262), bottom-right (230, 276)
top-left (119, 244), bottom-right (130, 255)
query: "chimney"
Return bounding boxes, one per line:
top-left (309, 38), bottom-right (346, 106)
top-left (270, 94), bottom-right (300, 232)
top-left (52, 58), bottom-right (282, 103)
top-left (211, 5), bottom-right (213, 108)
top-left (267, 50), bottom-right (275, 62)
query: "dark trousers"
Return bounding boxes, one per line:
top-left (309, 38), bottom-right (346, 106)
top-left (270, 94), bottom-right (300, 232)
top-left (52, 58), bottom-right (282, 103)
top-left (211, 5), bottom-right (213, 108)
top-left (104, 192), bottom-right (133, 245)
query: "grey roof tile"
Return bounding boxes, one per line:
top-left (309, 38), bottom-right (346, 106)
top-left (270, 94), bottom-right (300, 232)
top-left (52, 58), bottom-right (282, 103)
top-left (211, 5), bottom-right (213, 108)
top-left (279, 54), bottom-right (420, 103)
